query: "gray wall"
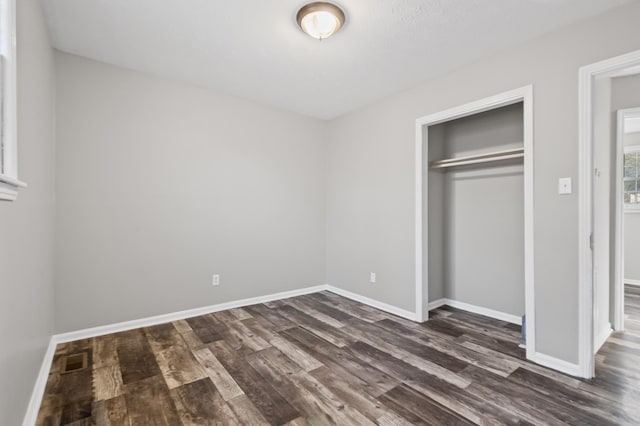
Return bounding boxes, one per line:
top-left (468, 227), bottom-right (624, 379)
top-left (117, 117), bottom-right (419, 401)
top-left (326, 1), bottom-right (640, 364)
top-left (612, 76), bottom-right (640, 283)
top-left (0, 0), bottom-right (55, 424)
top-left (54, 52), bottom-right (326, 332)
top-left (427, 105), bottom-right (525, 317)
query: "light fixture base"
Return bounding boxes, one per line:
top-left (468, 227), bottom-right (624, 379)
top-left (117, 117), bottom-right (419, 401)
top-left (296, 2), bottom-right (346, 40)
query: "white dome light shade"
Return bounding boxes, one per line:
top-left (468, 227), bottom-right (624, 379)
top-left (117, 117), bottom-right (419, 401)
top-left (297, 2), bottom-right (345, 40)
top-left (301, 11), bottom-right (339, 39)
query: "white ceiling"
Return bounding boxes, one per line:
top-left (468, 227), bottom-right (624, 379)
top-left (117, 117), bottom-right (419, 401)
top-left (42, 0), bottom-right (631, 120)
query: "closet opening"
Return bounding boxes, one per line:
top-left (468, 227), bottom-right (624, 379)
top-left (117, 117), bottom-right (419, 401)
top-left (415, 86), bottom-right (535, 362)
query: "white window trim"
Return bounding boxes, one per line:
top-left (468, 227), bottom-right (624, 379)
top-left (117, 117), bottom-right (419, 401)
top-left (624, 145), bottom-right (640, 213)
top-left (0, 0), bottom-right (26, 201)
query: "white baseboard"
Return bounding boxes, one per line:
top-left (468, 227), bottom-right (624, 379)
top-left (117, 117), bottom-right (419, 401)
top-left (427, 299), bottom-right (447, 311)
top-left (594, 323), bottom-right (613, 353)
top-left (326, 285), bottom-right (417, 321)
top-left (625, 278), bottom-right (640, 287)
top-left (528, 352), bottom-right (582, 377)
top-left (426, 298), bottom-right (522, 325)
top-left (54, 284), bottom-right (329, 343)
top-left (22, 337), bottom-right (57, 426)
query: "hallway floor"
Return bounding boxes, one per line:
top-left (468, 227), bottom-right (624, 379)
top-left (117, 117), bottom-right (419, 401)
top-left (592, 284), bottom-right (640, 411)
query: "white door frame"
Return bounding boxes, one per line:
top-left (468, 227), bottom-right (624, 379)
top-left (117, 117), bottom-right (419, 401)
top-left (414, 86), bottom-right (535, 361)
top-left (614, 108), bottom-right (640, 331)
top-left (578, 49), bottom-right (640, 379)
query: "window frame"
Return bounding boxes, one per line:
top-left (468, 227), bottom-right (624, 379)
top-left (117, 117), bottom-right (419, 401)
top-left (0, 0), bottom-right (26, 201)
top-left (624, 144), bottom-right (640, 213)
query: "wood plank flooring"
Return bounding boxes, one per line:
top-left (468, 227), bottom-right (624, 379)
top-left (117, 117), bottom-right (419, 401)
top-left (36, 287), bottom-right (640, 425)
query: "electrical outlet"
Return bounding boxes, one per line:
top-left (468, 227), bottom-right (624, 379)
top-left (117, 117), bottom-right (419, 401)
top-left (370, 272), bottom-right (376, 283)
top-left (212, 274), bottom-right (220, 286)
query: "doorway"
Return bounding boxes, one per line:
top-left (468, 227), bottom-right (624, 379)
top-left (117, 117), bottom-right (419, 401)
top-left (578, 49), bottom-right (640, 379)
top-left (614, 108), bottom-right (640, 332)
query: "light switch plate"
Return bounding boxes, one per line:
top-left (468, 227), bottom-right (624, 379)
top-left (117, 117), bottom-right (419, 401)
top-left (558, 177), bottom-right (572, 195)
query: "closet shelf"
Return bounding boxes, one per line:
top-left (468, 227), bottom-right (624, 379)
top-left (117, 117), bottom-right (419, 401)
top-left (429, 147), bottom-right (524, 170)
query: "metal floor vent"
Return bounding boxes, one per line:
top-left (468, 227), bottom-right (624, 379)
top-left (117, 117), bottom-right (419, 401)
top-left (62, 352), bottom-right (88, 374)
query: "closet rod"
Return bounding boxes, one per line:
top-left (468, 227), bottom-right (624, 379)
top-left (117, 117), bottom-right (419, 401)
top-left (430, 147), bottom-right (524, 170)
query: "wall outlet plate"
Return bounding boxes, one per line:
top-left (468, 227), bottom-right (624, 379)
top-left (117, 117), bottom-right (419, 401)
top-left (370, 272), bottom-right (376, 283)
top-left (558, 177), bottom-right (572, 195)
top-left (212, 274), bottom-right (220, 286)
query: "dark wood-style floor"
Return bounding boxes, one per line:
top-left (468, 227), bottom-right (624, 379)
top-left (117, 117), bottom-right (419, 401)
top-left (37, 286), bottom-right (640, 425)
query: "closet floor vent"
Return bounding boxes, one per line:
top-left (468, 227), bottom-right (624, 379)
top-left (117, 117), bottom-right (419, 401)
top-left (61, 352), bottom-right (88, 374)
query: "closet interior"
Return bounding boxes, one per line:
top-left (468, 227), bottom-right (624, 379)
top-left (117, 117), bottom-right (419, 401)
top-left (425, 102), bottom-right (526, 329)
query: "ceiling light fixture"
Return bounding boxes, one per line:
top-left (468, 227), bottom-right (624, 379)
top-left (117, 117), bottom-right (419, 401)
top-left (296, 2), bottom-right (345, 40)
